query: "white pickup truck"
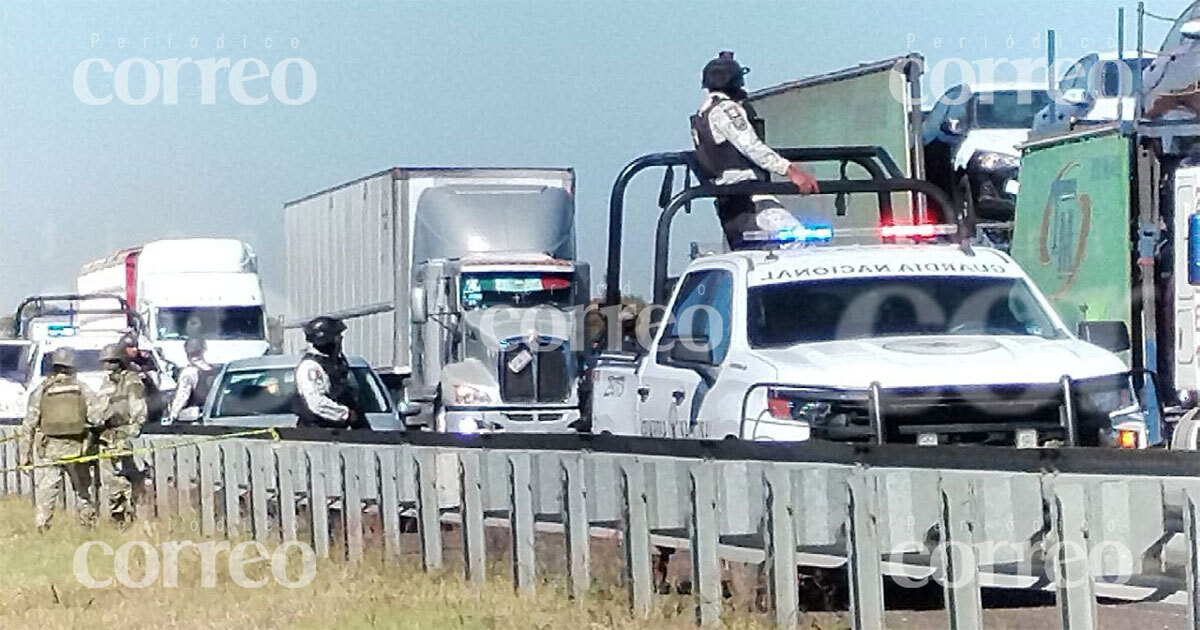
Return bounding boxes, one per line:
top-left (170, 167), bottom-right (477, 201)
top-left (591, 229), bottom-right (1153, 448)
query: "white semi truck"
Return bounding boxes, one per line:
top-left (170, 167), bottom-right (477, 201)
top-left (78, 238), bottom-right (270, 369)
top-left (283, 167), bottom-right (590, 432)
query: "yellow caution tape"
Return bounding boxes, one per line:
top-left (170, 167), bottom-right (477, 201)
top-left (1, 427), bottom-right (280, 473)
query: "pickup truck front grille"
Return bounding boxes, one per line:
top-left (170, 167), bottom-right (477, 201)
top-left (499, 337), bottom-right (571, 404)
top-left (777, 383), bottom-right (1093, 446)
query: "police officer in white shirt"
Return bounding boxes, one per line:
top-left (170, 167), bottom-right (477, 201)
top-left (690, 51), bottom-right (820, 249)
top-left (165, 337), bottom-right (215, 424)
top-left (293, 316), bottom-right (368, 429)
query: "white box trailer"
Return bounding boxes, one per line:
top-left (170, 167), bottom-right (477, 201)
top-left (282, 167), bottom-right (575, 376)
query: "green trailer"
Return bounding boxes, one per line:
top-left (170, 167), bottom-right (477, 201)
top-left (1009, 120), bottom-right (1200, 447)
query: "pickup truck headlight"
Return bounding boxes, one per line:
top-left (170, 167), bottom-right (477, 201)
top-left (452, 383), bottom-right (493, 406)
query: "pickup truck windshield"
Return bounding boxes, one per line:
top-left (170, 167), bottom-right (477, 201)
top-left (0, 346), bottom-right (31, 382)
top-left (211, 366), bottom-right (389, 417)
top-left (747, 276), bottom-right (1064, 348)
top-left (39, 349), bottom-right (103, 375)
top-left (974, 90), bottom-right (1053, 129)
top-left (156, 306), bottom-right (265, 341)
top-left (460, 273), bottom-right (574, 309)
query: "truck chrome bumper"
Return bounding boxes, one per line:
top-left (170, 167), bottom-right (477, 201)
top-left (445, 408), bottom-right (580, 434)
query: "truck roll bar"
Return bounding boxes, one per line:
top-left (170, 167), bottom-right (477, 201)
top-left (650, 177), bottom-right (958, 305)
top-left (604, 146), bottom-right (947, 307)
top-left (14, 293), bottom-right (143, 338)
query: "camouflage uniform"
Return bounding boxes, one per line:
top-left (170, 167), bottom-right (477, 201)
top-left (18, 373), bottom-right (100, 530)
top-left (96, 366), bottom-right (147, 522)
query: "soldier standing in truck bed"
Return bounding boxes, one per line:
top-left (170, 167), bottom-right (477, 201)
top-left (690, 51), bottom-right (820, 249)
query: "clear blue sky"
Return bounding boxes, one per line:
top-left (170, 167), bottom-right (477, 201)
top-left (0, 0), bottom-right (1186, 313)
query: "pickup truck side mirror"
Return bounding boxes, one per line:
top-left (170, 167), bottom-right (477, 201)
top-left (1077, 320), bottom-right (1131, 353)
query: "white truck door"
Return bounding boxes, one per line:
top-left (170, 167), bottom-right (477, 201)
top-left (637, 269), bottom-right (733, 439)
top-left (1173, 166), bottom-right (1200, 397)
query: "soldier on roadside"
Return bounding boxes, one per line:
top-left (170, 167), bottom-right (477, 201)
top-left (118, 332), bottom-right (166, 422)
top-left (96, 343), bottom-right (148, 524)
top-left (18, 348), bottom-right (100, 531)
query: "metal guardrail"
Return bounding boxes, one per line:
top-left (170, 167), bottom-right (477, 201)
top-left (0, 427), bottom-right (1196, 629)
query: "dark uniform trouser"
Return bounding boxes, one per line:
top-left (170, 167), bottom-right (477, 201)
top-left (715, 195), bottom-right (759, 250)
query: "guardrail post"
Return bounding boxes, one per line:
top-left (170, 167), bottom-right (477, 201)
top-left (249, 445), bottom-right (272, 543)
top-left (277, 446), bottom-right (298, 543)
top-left (198, 444), bottom-right (217, 537)
top-left (154, 447), bottom-right (174, 521)
top-left (620, 458), bottom-right (653, 619)
top-left (691, 462), bottom-right (722, 626)
top-left (459, 450), bottom-right (486, 584)
top-left (509, 452), bottom-right (536, 595)
top-left (341, 448), bottom-right (364, 563)
top-left (938, 474), bottom-right (982, 630)
top-left (415, 448), bottom-right (443, 571)
top-left (764, 467), bottom-right (798, 628)
top-left (562, 454), bottom-right (591, 601)
top-left (1, 436), bottom-right (13, 495)
top-left (1185, 484), bottom-right (1200, 630)
top-left (176, 444), bottom-right (196, 517)
top-left (1051, 483), bottom-right (1095, 629)
top-left (220, 442), bottom-right (242, 538)
top-left (846, 467), bottom-right (885, 630)
top-left (307, 446), bottom-right (330, 559)
top-left (379, 448), bottom-right (402, 562)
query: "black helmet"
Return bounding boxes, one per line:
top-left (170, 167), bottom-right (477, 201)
top-left (50, 347), bottom-right (76, 369)
top-left (702, 51), bottom-right (749, 93)
top-left (100, 344), bottom-right (124, 363)
top-left (303, 316), bottom-right (346, 346)
top-left (184, 337), bottom-right (207, 359)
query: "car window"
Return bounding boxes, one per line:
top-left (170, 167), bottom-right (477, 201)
top-left (658, 269), bottom-right (734, 363)
top-left (211, 366), bottom-right (389, 417)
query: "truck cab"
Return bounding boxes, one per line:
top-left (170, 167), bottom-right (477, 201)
top-left (413, 252), bottom-right (588, 433)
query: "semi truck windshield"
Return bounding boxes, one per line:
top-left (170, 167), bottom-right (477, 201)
top-left (460, 273), bottom-right (574, 309)
top-left (156, 306), bottom-right (266, 341)
top-left (747, 276), bottom-right (1064, 348)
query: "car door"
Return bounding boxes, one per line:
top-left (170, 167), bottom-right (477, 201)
top-left (637, 268), bottom-right (734, 439)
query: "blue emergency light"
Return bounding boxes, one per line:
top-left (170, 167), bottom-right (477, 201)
top-left (1189, 213), bottom-right (1200, 285)
top-left (745, 224), bottom-right (834, 244)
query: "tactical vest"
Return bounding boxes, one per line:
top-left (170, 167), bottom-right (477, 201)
top-left (690, 96), bottom-right (769, 182)
top-left (102, 371), bottom-right (140, 427)
top-left (186, 364), bottom-right (217, 409)
top-left (40, 376), bottom-right (88, 438)
top-left (294, 351), bottom-right (364, 428)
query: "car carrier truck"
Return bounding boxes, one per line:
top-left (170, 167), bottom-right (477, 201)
top-left (283, 167), bottom-right (590, 432)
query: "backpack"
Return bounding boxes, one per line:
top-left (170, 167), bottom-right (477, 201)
top-left (40, 377), bottom-right (88, 438)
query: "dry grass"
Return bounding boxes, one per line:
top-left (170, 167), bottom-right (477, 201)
top-left (0, 497), bottom-right (831, 630)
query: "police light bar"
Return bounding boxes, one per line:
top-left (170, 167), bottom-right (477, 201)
top-left (743, 225), bottom-right (834, 244)
top-left (46, 324), bottom-right (77, 338)
top-left (879, 224), bottom-right (959, 238)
